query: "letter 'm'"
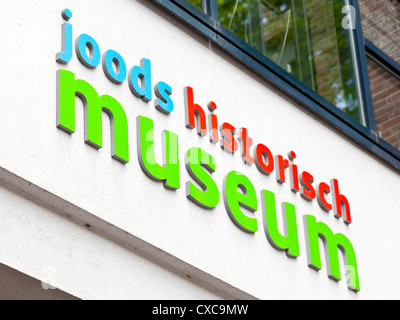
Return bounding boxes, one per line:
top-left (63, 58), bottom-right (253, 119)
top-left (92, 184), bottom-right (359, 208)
top-left (56, 69), bottom-right (129, 163)
top-left (304, 215), bottom-right (360, 291)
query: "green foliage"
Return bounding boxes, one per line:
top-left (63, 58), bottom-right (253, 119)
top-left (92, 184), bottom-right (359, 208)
top-left (186, 0), bottom-right (202, 9)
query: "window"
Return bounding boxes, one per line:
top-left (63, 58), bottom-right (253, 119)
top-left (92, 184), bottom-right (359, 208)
top-left (153, 0), bottom-right (400, 171)
top-left (183, 0), bottom-right (366, 124)
top-left (217, 0), bottom-right (363, 123)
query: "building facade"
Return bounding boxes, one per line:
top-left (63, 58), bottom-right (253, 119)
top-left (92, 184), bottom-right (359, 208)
top-left (0, 0), bottom-right (399, 300)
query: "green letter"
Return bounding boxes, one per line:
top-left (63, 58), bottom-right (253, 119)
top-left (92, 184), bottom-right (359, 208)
top-left (304, 215), bottom-right (360, 292)
top-left (57, 69), bottom-right (129, 163)
top-left (137, 115), bottom-right (180, 190)
top-left (261, 190), bottom-right (299, 257)
top-left (185, 147), bottom-right (219, 209)
top-left (223, 171), bottom-right (258, 233)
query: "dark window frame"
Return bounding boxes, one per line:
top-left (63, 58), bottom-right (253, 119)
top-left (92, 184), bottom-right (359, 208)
top-left (365, 39), bottom-right (400, 79)
top-left (150, 0), bottom-right (400, 171)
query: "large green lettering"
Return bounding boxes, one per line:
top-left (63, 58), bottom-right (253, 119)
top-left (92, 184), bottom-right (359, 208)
top-left (223, 171), bottom-right (258, 233)
top-left (261, 190), bottom-right (299, 257)
top-left (305, 215), bottom-right (360, 292)
top-left (185, 147), bottom-right (219, 209)
top-left (137, 115), bottom-right (180, 190)
top-left (57, 69), bottom-right (129, 163)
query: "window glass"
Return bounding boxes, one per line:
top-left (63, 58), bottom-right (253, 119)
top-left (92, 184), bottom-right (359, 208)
top-left (217, 0), bottom-right (364, 123)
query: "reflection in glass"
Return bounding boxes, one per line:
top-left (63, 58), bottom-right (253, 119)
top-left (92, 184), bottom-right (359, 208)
top-left (187, 0), bottom-right (203, 10)
top-left (217, 0), bottom-right (363, 123)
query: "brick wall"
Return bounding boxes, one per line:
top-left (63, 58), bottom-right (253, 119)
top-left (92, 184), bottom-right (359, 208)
top-left (359, 0), bottom-right (400, 63)
top-left (360, 0), bottom-right (400, 150)
top-left (367, 57), bottom-right (400, 149)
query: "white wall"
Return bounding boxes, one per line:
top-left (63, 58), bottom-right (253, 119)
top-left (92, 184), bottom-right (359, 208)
top-left (0, 0), bottom-right (399, 299)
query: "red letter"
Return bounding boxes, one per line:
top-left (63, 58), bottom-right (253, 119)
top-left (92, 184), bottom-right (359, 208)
top-left (238, 127), bottom-right (255, 165)
top-left (300, 171), bottom-right (316, 201)
top-left (208, 114), bottom-right (219, 143)
top-left (207, 101), bottom-right (218, 144)
top-left (288, 151), bottom-right (299, 193)
top-left (184, 86), bottom-right (207, 136)
top-left (220, 122), bottom-right (238, 153)
top-left (255, 143), bottom-right (274, 174)
top-left (275, 155), bottom-right (289, 184)
top-left (331, 179), bottom-right (351, 224)
top-left (289, 164), bottom-right (299, 193)
top-left (317, 182), bottom-right (332, 212)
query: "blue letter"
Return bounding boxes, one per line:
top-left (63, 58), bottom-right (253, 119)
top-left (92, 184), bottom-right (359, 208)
top-left (56, 9), bottom-right (73, 64)
top-left (154, 81), bottom-right (174, 113)
top-left (75, 34), bottom-right (101, 68)
top-left (102, 50), bottom-right (127, 84)
top-left (128, 58), bottom-right (152, 102)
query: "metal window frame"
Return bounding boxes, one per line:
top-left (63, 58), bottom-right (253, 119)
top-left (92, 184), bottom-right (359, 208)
top-left (365, 38), bottom-right (400, 79)
top-left (150, 0), bottom-right (400, 171)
